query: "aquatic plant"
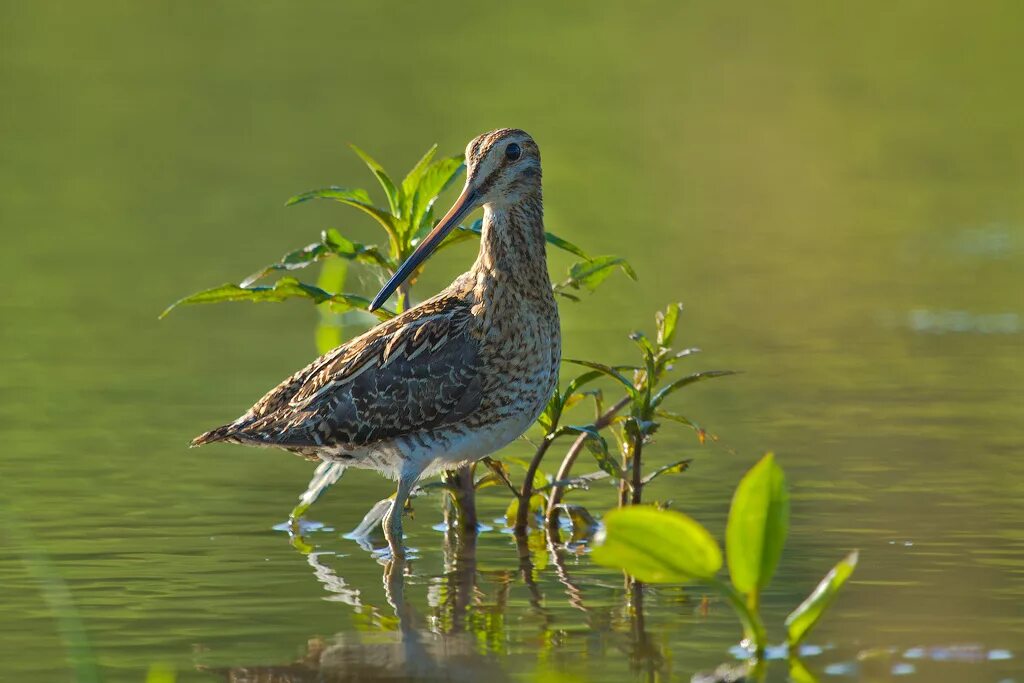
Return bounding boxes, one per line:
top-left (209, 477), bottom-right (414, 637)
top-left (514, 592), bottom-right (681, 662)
top-left (591, 453), bottom-right (859, 661)
top-left (534, 304), bottom-right (734, 538)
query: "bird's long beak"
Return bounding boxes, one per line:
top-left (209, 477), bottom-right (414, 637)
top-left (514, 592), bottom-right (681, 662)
top-left (369, 184), bottom-right (478, 311)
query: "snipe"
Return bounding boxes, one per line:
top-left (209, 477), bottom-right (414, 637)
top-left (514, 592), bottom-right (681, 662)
top-left (192, 129), bottom-right (560, 555)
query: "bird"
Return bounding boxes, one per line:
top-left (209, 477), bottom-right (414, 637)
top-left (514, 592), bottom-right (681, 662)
top-left (191, 129), bottom-right (561, 555)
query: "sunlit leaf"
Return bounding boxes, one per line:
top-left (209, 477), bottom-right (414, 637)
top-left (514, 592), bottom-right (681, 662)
top-left (160, 277), bottom-right (395, 320)
top-left (286, 187), bottom-right (401, 246)
top-left (409, 155), bottom-right (465, 237)
top-left (650, 370), bottom-right (738, 408)
top-left (592, 506), bottom-right (723, 582)
top-left (655, 409), bottom-right (708, 442)
top-left (640, 459), bottom-right (692, 485)
top-left (322, 229), bottom-right (394, 270)
top-left (564, 359), bottom-right (637, 395)
top-left (544, 231), bottom-right (591, 260)
top-left (241, 230), bottom-right (392, 287)
top-left (350, 144), bottom-right (401, 216)
top-left (400, 144), bottom-right (438, 216)
top-left (657, 303), bottom-right (682, 347)
top-left (785, 550), bottom-right (859, 647)
top-left (726, 453), bottom-right (789, 595)
top-left (556, 255), bottom-right (637, 294)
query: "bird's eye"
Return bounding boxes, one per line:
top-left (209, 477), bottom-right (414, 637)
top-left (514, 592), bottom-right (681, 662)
top-left (505, 143), bottom-right (522, 161)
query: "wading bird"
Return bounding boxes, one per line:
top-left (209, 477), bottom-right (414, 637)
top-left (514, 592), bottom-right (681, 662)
top-left (192, 129), bottom-right (560, 555)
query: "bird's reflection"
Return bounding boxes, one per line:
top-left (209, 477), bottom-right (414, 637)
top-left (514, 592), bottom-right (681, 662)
top-left (209, 522), bottom-right (511, 682)
top-left (209, 519), bottom-right (677, 682)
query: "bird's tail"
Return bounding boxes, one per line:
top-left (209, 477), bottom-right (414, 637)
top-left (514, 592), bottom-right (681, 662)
top-left (190, 425), bottom-right (236, 448)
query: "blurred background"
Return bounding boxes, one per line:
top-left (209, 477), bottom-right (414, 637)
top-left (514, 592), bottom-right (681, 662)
top-left (1, 2), bottom-right (1022, 681)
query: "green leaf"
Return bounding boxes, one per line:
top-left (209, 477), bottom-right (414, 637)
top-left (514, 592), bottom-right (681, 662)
top-left (322, 229), bottom-right (394, 271)
top-left (785, 550), bottom-right (859, 647)
top-left (399, 144), bottom-right (438, 216)
top-left (240, 240), bottom-right (330, 287)
top-left (655, 409), bottom-right (709, 443)
top-left (285, 186), bottom-right (372, 206)
top-left (656, 303), bottom-right (682, 347)
top-left (591, 506), bottom-right (722, 582)
top-left (286, 187), bottom-right (401, 248)
top-left (505, 495), bottom-right (545, 527)
top-left (160, 277), bottom-right (394, 320)
top-left (726, 453), bottom-right (790, 595)
top-left (350, 144), bottom-right (401, 216)
top-left (640, 459), bottom-right (692, 485)
top-left (556, 255), bottom-right (637, 294)
top-left (650, 369), bottom-right (738, 408)
top-left (564, 359), bottom-right (637, 396)
top-left (409, 155), bottom-right (465, 237)
top-left (544, 231), bottom-right (591, 260)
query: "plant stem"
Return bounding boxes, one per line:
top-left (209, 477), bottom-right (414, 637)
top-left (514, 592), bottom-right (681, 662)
top-left (708, 577), bottom-right (767, 658)
top-left (514, 436), bottom-right (555, 535)
top-left (629, 435), bottom-right (644, 505)
top-left (545, 395), bottom-right (630, 531)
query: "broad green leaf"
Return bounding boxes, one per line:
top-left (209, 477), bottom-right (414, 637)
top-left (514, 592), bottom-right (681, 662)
top-left (544, 231), bottom-right (591, 260)
top-left (160, 277), bottom-right (394, 320)
top-left (726, 453), bottom-right (790, 595)
top-left (640, 459), bottom-right (692, 485)
top-left (350, 144), bottom-right (401, 216)
top-left (591, 506), bottom-right (722, 582)
top-left (286, 187), bottom-right (401, 247)
top-left (650, 369), bottom-right (738, 408)
top-left (564, 359), bottom-right (637, 395)
top-left (657, 303), bottom-right (682, 347)
top-left (785, 550), bottom-right (859, 647)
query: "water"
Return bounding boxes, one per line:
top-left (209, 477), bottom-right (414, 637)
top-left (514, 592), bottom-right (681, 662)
top-left (1, 2), bottom-right (1023, 681)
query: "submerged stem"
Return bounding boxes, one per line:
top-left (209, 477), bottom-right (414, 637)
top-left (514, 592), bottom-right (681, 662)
top-left (708, 577), bottom-right (767, 657)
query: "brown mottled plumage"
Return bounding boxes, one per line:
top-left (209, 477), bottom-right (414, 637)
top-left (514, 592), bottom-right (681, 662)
top-left (192, 129), bottom-right (560, 555)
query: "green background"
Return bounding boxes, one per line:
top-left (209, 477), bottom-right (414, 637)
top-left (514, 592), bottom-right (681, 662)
top-left (1, 2), bottom-right (1022, 681)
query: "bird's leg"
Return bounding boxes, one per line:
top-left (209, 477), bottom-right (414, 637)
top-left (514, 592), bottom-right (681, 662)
top-left (384, 468), bottom-right (419, 558)
top-left (289, 461), bottom-right (346, 531)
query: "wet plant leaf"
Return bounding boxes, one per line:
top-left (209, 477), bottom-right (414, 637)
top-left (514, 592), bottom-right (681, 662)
top-left (640, 459), bottom-right (692, 485)
top-left (160, 277), bottom-right (394, 320)
top-left (726, 453), bottom-right (789, 595)
top-left (592, 506), bottom-right (722, 582)
top-left (651, 370), bottom-right (738, 408)
top-left (558, 504), bottom-right (599, 538)
top-left (785, 550), bottom-right (859, 647)
top-left (350, 144), bottom-right (401, 216)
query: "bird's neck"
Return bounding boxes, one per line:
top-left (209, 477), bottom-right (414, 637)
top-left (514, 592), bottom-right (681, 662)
top-left (471, 192), bottom-right (552, 297)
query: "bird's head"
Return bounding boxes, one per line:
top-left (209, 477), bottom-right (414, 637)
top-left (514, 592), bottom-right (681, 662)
top-left (369, 128), bottom-right (541, 311)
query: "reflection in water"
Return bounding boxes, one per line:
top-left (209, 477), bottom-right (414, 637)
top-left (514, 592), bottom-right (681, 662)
top-left (209, 530), bottom-right (510, 682)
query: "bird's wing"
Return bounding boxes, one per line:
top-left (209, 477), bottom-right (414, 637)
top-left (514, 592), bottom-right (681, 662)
top-left (228, 297), bottom-right (483, 448)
